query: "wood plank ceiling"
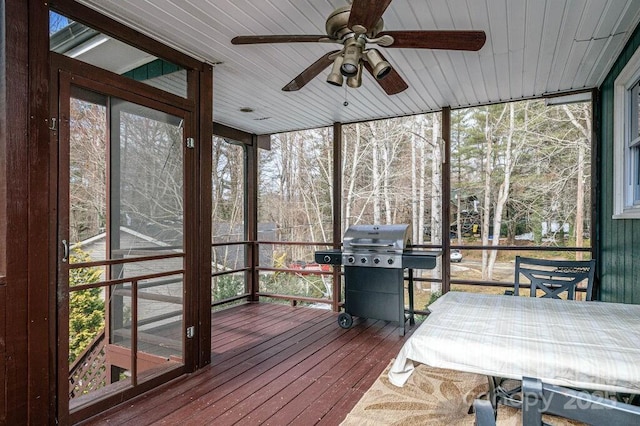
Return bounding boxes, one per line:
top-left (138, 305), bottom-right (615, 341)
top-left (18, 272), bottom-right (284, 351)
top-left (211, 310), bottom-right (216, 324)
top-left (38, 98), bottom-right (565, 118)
top-left (76, 0), bottom-right (640, 135)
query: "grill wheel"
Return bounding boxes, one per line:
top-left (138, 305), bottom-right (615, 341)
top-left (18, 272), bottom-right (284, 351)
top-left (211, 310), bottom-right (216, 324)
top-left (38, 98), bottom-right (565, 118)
top-left (338, 312), bottom-right (354, 329)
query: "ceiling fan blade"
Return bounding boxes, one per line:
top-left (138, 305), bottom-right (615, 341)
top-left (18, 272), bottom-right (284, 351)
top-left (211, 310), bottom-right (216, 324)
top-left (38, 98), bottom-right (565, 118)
top-left (232, 35), bottom-right (333, 45)
top-left (348, 0), bottom-right (393, 34)
top-left (380, 30), bottom-right (486, 51)
top-left (363, 58), bottom-right (408, 95)
top-left (282, 50), bottom-right (340, 92)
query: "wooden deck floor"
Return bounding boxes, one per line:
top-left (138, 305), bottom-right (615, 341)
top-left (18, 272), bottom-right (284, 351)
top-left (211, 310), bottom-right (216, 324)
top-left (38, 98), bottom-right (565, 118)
top-left (80, 302), bottom-right (415, 425)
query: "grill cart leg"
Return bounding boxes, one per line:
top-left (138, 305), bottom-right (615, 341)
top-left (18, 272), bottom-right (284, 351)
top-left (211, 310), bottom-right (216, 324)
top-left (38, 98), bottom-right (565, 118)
top-left (408, 269), bottom-right (415, 326)
top-left (338, 312), bottom-right (353, 329)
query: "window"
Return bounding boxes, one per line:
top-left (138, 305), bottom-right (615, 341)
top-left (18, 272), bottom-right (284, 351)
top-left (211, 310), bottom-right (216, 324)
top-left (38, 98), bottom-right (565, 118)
top-left (49, 11), bottom-right (187, 98)
top-left (613, 47), bottom-right (640, 218)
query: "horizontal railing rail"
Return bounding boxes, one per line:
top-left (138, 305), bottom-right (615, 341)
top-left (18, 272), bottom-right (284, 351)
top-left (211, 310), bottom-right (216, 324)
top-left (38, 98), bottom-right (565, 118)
top-left (210, 240), bottom-right (593, 311)
top-left (69, 270), bottom-right (184, 292)
top-left (70, 252), bottom-right (184, 269)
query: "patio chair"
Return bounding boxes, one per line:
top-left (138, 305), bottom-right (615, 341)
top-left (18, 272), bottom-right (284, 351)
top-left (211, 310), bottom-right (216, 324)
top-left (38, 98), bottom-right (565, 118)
top-left (474, 378), bottom-right (640, 426)
top-left (512, 256), bottom-right (595, 301)
top-left (492, 257), bottom-right (597, 412)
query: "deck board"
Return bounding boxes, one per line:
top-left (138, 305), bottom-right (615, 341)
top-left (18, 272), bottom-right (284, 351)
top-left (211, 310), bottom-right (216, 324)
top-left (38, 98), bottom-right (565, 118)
top-left (79, 302), bottom-right (414, 425)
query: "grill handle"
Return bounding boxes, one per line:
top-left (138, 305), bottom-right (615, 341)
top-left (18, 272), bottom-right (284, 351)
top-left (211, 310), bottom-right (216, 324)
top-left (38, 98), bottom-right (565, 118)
top-left (348, 242), bottom-right (395, 247)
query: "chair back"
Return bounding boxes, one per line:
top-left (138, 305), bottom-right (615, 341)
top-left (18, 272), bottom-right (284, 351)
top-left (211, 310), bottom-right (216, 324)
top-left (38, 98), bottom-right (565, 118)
top-left (514, 256), bottom-right (595, 300)
top-left (521, 377), bottom-right (640, 425)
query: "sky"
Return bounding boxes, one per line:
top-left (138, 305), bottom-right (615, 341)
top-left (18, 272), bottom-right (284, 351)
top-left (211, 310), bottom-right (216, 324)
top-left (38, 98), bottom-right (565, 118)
top-left (49, 11), bottom-right (70, 35)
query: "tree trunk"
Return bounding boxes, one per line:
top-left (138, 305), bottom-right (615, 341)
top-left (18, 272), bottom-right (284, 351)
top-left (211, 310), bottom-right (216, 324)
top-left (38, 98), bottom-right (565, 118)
top-left (562, 104), bottom-right (590, 260)
top-left (488, 104), bottom-right (516, 278)
top-left (343, 124), bottom-right (362, 229)
top-left (481, 108), bottom-right (492, 280)
top-left (371, 124), bottom-right (381, 223)
top-left (429, 114), bottom-right (442, 294)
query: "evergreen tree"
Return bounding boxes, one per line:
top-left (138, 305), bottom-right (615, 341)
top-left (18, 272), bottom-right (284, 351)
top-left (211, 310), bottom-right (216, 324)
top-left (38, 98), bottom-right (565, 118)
top-left (69, 248), bottom-right (104, 363)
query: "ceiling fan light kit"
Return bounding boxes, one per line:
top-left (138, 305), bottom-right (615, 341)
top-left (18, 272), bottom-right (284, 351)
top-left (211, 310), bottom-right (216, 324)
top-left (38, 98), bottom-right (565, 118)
top-left (327, 55), bottom-right (345, 86)
top-left (340, 36), bottom-right (365, 77)
top-left (365, 48), bottom-right (391, 80)
top-left (231, 0), bottom-right (486, 95)
top-left (346, 62), bottom-right (363, 88)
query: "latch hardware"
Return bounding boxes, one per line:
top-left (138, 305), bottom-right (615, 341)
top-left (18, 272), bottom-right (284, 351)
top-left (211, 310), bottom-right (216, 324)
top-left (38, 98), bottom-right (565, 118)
top-left (186, 326), bottom-right (195, 338)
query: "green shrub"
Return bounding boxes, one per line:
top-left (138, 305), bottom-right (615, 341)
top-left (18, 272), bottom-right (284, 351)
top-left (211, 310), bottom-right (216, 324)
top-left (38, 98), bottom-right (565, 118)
top-left (69, 248), bottom-right (104, 363)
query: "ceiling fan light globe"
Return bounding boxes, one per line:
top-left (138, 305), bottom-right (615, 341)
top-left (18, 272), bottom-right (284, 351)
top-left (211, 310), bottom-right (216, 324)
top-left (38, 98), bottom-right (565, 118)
top-left (327, 73), bottom-right (344, 86)
top-left (340, 62), bottom-right (359, 77)
top-left (365, 48), bottom-right (392, 79)
top-left (346, 63), bottom-right (363, 88)
top-left (327, 55), bottom-right (345, 86)
top-left (341, 37), bottom-right (364, 77)
top-left (373, 62), bottom-right (392, 80)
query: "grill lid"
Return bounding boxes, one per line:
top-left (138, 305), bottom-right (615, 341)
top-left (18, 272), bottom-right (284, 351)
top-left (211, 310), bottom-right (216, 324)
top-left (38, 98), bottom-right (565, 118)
top-left (342, 224), bottom-right (412, 254)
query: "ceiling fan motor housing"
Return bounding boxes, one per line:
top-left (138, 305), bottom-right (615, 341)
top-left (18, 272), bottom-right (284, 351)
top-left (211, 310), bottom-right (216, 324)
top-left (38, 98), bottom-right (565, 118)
top-left (231, 1), bottom-right (486, 94)
top-left (326, 6), bottom-right (384, 39)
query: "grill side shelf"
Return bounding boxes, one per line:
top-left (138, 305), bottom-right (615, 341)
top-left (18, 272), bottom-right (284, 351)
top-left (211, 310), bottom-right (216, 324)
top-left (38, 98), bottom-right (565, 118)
top-left (402, 250), bottom-right (441, 269)
top-left (314, 249), bottom-right (343, 265)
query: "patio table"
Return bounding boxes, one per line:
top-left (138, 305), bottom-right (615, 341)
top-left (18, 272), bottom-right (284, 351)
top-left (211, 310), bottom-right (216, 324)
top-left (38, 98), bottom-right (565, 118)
top-left (388, 291), bottom-right (640, 396)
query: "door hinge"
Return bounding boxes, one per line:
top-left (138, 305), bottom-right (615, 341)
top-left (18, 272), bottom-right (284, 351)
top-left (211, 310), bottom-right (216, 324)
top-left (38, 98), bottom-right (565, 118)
top-left (186, 326), bottom-right (195, 338)
top-left (186, 137), bottom-right (195, 149)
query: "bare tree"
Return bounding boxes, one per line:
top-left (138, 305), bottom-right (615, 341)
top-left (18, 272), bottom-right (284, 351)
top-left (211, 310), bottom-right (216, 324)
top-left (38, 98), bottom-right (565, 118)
top-left (561, 104), bottom-right (591, 259)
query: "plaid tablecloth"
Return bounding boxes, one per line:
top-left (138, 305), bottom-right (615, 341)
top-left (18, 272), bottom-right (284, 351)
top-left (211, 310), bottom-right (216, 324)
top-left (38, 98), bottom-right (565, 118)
top-left (389, 292), bottom-right (640, 395)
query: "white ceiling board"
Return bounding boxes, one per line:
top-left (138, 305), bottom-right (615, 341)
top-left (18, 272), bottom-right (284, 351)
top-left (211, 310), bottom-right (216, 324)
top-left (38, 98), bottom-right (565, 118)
top-left (521, 2), bottom-right (546, 97)
top-left (75, 0), bottom-right (640, 135)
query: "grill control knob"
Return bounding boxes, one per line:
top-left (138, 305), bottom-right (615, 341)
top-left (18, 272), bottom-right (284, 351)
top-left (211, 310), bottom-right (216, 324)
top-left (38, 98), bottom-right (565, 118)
top-left (373, 258), bottom-right (380, 264)
top-left (347, 256), bottom-right (355, 264)
top-left (387, 258), bottom-right (394, 265)
top-left (360, 257), bottom-right (367, 264)
top-left (323, 255), bottom-right (332, 263)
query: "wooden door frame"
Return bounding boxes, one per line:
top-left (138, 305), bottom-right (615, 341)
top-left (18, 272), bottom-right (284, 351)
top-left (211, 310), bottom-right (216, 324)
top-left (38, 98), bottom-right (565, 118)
top-left (50, 52), bottom-right (205, 423)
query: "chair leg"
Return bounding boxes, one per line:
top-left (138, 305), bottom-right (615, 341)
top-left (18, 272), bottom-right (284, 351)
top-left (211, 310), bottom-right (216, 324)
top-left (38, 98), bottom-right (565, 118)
top-left (473, 399), bottom-right (497, 426)
top-left (488, 376), bottom-right (523, 410)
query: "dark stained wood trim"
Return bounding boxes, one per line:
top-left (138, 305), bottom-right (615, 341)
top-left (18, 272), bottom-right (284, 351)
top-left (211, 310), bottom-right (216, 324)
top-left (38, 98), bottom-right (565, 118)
top-left (4, 0), bottom-right (30, 423)
top-left (50, 53), bottom-right (195, 113)
top-left (48, 25), bottom-right (63, 426)
top-left (198, 65), bottom-right (213, 368)
top-left (441, 107), bottom-right (451, 294)
top-left (257, 134), bottom-right (271, 150)
top-left (213, 122), bottom-right (253, 145)
top-left (48, 0), bottom-right (202, 71)
top-left (52, 52), bottom-right (205, 421)
top-left (0, 285), bottom-right (5, 424)
top-left (246, 136), bottom-right (260, 301)
top-left (182, 68), bottom-right (198, 373)
top-left (56, 70), bottom-right (74, 426)
top-left (0, 1), bottom-right (7, 421)
top-left (70, 365), bottom-right (186, 424)
top-left (0, 0), bottom-right (6, 279)
top-left (591, 87), bottom-right (600, 299)
top-left (332, 123), bottom-right (343, 312)
top-left (255, 293), bottom-right (333, 305)
top-left (69, 252), bottom-right (184, 269)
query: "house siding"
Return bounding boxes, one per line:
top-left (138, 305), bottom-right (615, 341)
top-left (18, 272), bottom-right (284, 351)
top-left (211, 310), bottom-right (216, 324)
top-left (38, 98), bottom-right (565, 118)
top-left (598, 21), bottom-right (640, 304)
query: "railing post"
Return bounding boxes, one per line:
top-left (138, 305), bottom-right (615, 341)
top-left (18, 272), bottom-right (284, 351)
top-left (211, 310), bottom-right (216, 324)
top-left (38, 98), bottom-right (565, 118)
top-left (246, 135), bottom-right (260, 302)
top-left (332, 122), bottom-right (343, 312)
top-left (442, 107), bottom-right (452, 294)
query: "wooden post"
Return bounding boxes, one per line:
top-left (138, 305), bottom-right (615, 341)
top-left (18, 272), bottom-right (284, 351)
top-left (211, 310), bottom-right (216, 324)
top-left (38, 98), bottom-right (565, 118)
top-left (332, 123), bottom-right (343, 312)
top-left (442, 107), bottom-right (451, 294)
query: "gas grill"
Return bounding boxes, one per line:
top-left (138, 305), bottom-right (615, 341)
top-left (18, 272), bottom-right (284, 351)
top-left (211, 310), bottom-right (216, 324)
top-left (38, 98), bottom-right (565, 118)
top-left (315, 224), bottom-right (440, 335)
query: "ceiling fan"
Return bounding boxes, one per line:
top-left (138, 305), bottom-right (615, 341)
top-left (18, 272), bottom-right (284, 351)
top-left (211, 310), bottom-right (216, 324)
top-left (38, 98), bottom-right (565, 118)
top-left (231, 0), bottom-right (486, 95)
